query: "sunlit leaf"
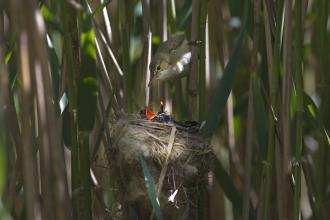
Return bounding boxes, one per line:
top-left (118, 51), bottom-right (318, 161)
top-left (152, 35), bottom-right (161, 45)
top-left (4, 47), bottom-right (17, 88)
top-left (59, 93), bottom-right (68, 115)
top-left (47, 35), bottom-right (60, 103)
top-left (4, 50), bottom-right (12, 64)
top-left (40, 3), bottom-right (64, 34)
top-left (304, 93), bottom-right (330, 147)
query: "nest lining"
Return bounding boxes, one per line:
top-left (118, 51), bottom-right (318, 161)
top-left (111, 115), bottom-right (211, 163)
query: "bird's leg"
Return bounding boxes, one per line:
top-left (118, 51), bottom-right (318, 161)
top-left (188, 40), bottom-right (202, 46)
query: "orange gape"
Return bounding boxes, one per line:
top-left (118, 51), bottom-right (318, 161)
top-left (145, 106), bottom-right (156, 120)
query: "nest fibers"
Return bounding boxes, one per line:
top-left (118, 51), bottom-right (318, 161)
top-left (108, 114), bottom-right (213, 219)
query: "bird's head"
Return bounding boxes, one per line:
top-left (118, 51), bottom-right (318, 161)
top-left (148, 54), bottom-right (169, 86)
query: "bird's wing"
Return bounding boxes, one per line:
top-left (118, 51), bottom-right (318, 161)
top-left (156, 34), bottom-right (185, 53)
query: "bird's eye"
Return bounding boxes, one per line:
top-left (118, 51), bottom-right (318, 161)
top-left (156, 66), bottom-right (161, 70)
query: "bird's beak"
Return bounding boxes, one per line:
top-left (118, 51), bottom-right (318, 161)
top-left (148, 71), bottom-right (158, 87)
top-left (148, 75), bottom-right (155, 87)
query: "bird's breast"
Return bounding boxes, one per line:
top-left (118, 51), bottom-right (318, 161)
top-left (157, 52), bottom-right (191, 81)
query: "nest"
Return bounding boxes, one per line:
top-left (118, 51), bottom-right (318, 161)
top-left (107, 114), bottom-right (213, 219)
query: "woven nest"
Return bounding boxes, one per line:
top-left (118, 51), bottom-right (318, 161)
top-left (107, 114), bottom-right (213, 220)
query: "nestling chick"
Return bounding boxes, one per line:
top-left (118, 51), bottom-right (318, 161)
top-left (148, 34), bottom-right (192, 86)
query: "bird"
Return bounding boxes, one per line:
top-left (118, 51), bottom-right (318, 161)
top-left (148, 34), bottom-right (193, 86)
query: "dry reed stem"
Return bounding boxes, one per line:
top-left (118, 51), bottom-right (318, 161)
top-left (150, 126), bottom-right (176, 220)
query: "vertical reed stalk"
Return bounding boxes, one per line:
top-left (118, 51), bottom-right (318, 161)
top-left (318, 0), bottom-right (330, 125)
top-left (293, 0), bottom-right (304, 219)
top-left (273, 0), bottom-right (285, 218)
top-left (60, 0), bottom-right (79, 218)
top-left (197, 1), bottom-right (208, 218)
top-left (18, 28), bottom-right (41, 220)
top-left (118, 0), bottom-right (132, 111)
top-left (282, 0), bottom-right (293, 218)
top-left (262, 0), bottom-right (275, 218)
top-left (167, 0), bottom-right (185, 118)
top-left (101, 0), bottom-right (112, 43)
top-left (198, 0), bottom-right (207, 120)
top-left (243, 1), bottom-right (260, 219)
top-left (141, 0), bottom-right (152, 106)
top-left (243, 82), bottom-right (254, 220)
top-left (168, 0), bottom-right (176, 33)
top-left (188, 0), bottom-right (200, 120)
top-left (0, 8), bottom-right (23, 212)
top-left (315, 1), bottom-right (329, 217)
top-left (262, 0), bottom-right (286, 218)
top-left (79, 134), bottom-right (92, 219)
top-left (0, 5), bottom-right (7, 205)
top-left (161, 0), bottom-right (167, 41)
top-left (166, 0), bottom-right (180, 116)
top-left (161, 0), bottom-right (172, 113)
